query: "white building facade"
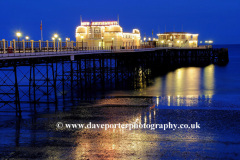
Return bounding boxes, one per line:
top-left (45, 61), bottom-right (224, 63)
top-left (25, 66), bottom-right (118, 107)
top-left (76, 21), bottom-right (141, 49)
top-left (157, 32), bottom-right (199, 48)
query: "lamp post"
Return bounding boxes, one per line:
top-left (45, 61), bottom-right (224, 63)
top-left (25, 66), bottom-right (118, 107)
top-left (101, 36), bottom-right (104, 50)
top-left (16, 32), bottom-right (22, 53)
top-left (58, 38), bottom-right (61, 51)
top-left (25, 36), bottom-right (29, 48)
top-left (81, 36), bottom-right (83, 51)
top-left (143, 37), bottom-right (146, 48)
top-left (54, 34), bottom-right (58, 52)
top-left (148, 38), bottom-right (151, 48)
top-left (66, 38), bottom-right (69, 50)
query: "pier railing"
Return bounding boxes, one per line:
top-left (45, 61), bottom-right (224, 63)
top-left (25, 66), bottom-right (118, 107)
top-left (0, 39), bottom-right (145, 54)
top-left (1, 39), bottom-right (209, 55)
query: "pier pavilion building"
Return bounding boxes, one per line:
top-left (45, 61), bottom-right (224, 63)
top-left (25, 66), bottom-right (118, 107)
top-left (157, 32), bottom-right (199, 48)
top-left (75, 21), bottom-right (141, 49)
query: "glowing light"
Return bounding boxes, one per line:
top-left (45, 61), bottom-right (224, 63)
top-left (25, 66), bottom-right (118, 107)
top-left (209, 40), bottom-right (213, 44)
top-left (52, 37), bottom-right (55, 40)
top-left (58, 38), bottom-right (61, 41)
top-left (101, 36), bottom-right (104, 39)
top-left (16, 32), bottom-right (22, 37)
top-left (81, 36), bottom-right (83, 39)
top-left (168, 96), bottom-right (171, 106)
top-left (204, 64), bottom-right (214, 97)
top-left (143, 37), bottom-right (146, 41)
top-left (112, 37), bottom-right (114, 40)
top-left (148, 38), bottom-right (151, 41)
top-left (54, 34), bottom-right (58, 38)
top-left (25, 36), bottom-right (29, 40)
top-left (82, 21), bottom-right (118, 26)
top-left (177, 40), bottom-right (180, 43)
top-left (161, 40), bottom-right (164, 43)
top-left (81, 22), bottom-right (90, 26)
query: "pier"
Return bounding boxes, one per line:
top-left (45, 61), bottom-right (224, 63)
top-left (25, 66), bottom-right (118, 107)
top-left (0, 44), bottom-right (228, 116)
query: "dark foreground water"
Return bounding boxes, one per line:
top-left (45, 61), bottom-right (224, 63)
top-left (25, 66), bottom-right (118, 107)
top-left (0, 45), bottom-right (240, 159)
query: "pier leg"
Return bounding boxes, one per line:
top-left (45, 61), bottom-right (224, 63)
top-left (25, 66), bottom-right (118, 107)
top-left (14, 64), bottom-right (21, 116)
top-left (71, 60), bottom-right (74, 104)
top-left (62, 60), bottom-right (65, 108)
top-left (46, 62), bottom-right (49, 110)
top-left (29, 64), bottom-right (32, 109)
top-left (52, 62), bottom-right (58, 112)
top-left (33, 63), bottom-right (36, 114)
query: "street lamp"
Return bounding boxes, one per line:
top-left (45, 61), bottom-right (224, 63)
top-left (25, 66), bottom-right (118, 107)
top-left (58, 38), bottom-right (61, 51)
top-left (144, 37), bottom-right (146, 48)
top-left (54, 34), bottom-right (58, 52)
top-left (65, 38), bottom-right (69, 51)
top-left (16, 32), bottom-right (22, 53)
top-left (25, 36), bottom-right (29, 48)
top-left (81, 36), bottom-right (83, 51)
top-left (148, 38), bottom-right (151, 47)
top-left (101, 36), bottom-right (104, 50)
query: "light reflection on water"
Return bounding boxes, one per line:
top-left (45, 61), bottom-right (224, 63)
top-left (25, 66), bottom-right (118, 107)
top-left (128, 65), bottom-right (215, 98)
top-left (70, 105), bottom-right (240, 159)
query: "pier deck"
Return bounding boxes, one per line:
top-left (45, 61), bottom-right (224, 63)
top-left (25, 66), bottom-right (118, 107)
top-left (0, 47), bottom-right (228, 63)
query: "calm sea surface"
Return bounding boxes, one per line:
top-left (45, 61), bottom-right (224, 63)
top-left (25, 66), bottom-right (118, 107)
top-left (0, 44), bottom-right (240, 159)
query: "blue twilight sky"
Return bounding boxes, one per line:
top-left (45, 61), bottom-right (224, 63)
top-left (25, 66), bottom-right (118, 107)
top-left (0, 0), bottom-right (239, 44)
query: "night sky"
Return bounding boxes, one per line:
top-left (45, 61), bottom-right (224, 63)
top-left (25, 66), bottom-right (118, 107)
top-left (0, 0), bottom-right (239, 44)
